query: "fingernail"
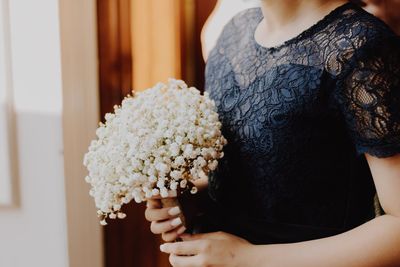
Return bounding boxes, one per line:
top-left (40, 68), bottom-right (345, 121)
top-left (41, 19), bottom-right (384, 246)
top-left (160, 244), bottom-right (166, 252)
top-left (171, 217), bottom-right (182, 227)
top-left (177, 226), bottom-right (186, 235)
top-left (168, 206), bottom-right (181, 216)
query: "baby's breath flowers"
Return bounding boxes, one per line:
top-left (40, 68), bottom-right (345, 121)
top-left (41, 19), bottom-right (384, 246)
top-left (83, 79), bottom-right (227, 225)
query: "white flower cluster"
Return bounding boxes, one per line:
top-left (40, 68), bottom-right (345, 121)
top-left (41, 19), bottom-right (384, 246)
top-left (83, 79), bottom-right (227, 225)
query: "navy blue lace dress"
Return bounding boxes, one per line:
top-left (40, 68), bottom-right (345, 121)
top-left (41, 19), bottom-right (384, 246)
top-left (202, 2), bottom-right (400, 244)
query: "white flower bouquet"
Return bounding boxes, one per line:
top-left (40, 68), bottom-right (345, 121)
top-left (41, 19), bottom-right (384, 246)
top-left (83, 79), bottom-right (227, 225)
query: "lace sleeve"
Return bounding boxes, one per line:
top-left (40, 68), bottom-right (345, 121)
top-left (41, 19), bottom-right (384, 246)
top-left (336, 35), bottom-right (400, 158)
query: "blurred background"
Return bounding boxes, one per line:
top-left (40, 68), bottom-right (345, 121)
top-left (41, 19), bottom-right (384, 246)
top-left (0, 0), bottom-right (398, 267)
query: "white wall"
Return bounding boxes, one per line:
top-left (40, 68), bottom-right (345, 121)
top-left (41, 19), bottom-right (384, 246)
top-left (0, 0), bottom-right (15, 207)
top-left (0, 102), bottom-right (13, 205)
top-left (0, 0), bottom-right (69, 266)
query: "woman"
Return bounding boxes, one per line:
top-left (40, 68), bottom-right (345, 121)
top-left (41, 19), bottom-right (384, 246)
top-left (146, 1), bottom-right (400, 266)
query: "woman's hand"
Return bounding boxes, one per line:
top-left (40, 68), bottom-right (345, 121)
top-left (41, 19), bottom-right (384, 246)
top-left (145, 192), bottom-right (187, 242)
top-left (145, 178), bottom-right (209, 242)
top-left (160, 231), bottom-right (254, 267)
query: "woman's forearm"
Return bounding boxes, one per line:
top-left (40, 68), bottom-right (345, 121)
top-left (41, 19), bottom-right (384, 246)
top-left (251, 215), bottom-right (400, 267)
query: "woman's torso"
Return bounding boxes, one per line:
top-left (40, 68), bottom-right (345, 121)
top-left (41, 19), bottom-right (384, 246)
top-left (202, 2), bottom-right (399, 244)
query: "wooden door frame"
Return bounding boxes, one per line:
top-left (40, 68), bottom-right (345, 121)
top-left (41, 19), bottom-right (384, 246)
top-left (60, 0), bottom-right (104, 266)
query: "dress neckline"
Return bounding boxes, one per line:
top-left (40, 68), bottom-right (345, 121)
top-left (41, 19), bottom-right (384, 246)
top-left (253, 2), bottom-right (358, 52)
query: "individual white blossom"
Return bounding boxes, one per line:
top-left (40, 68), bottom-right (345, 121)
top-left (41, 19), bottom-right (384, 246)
top-left (83, 79), bottom-right (227, 224)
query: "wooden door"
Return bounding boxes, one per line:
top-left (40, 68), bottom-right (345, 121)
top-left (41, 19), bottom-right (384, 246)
top-left (96, 1), bottom-right (217, 266)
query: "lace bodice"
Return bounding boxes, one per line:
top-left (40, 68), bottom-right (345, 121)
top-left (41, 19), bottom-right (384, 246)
top-left (203, 2), bottom-right (400, 244)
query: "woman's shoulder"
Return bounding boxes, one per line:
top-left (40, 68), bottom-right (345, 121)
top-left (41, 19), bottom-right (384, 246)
top-left (230, 7), bottom-right (262, 24)
top-left (216, 8), bottom-right (262, 47)
top-left (334, 4), bottom-right (399, 49)
top-left (323, 4), bottom-right (400, 77)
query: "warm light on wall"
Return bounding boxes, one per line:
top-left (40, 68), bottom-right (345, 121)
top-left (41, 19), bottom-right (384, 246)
top-left (131, 0), bottom-right (182, 91)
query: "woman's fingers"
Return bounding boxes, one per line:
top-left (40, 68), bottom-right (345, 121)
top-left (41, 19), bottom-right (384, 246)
top-left (145, 205), bottom-right (182, 222)
top-left (180, 231), bottom-right (227, 241)
top-left (160, 240), bottom-right (204, 255)
top-left (161, 225), bottom-right (187, 242)
top-left (150, 216), bottom-right (184, 234)
top-left (145, 193), bottom-right (186, 239)
top-left (146, 199), bottom-right (161, 209)
top-left (146, 190), bottom-right (178, 200)
top-left (169, 254), bottom-right (203, 267)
